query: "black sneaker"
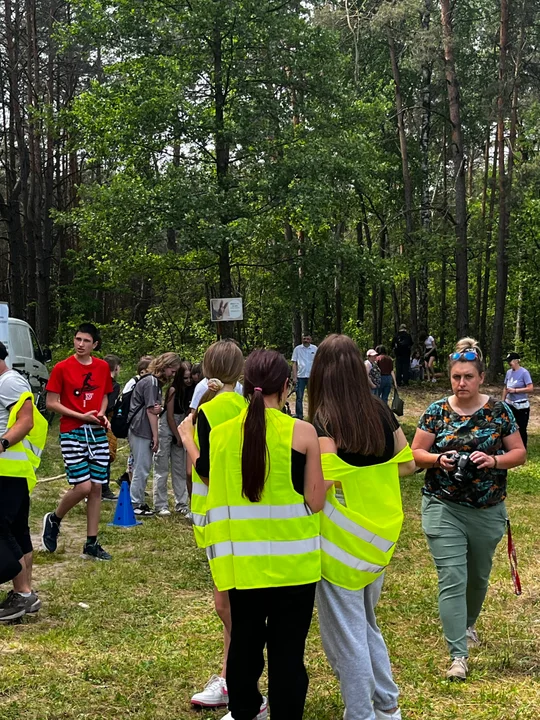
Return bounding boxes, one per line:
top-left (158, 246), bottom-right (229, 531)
top-left (101, 486), bottom-right (118, 502)
top-left (115, 471), bottom-right (130, 487)
top-left (81, 542), bottom-right (112, 561)
top-left (133, 503), bottom-right (155, 517)
top-left (0, 591), bottom-right (41, 622)
top-left (41, 512), bottom-right (60, 553)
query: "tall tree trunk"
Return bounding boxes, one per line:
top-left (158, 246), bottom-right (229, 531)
top-left (418, 0), bottom-right (432, 334)
top-left (480, 137), bottom-right (498, 351)
top-left (440, 0), bottom-right (469, 337)
top-left (355, 221), bottom-right (365, 325)
top-left (387, 30), bottom-right (417, 341)
top-left (334, 223), bottom-right (344, 335)
top-left (474, 127), bottom-right (491, 335)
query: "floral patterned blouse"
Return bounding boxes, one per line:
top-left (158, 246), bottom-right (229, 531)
top-left (417, 396), bottom-right (518, 508)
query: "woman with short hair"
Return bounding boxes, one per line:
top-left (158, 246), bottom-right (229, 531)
top-left (502, 352), bottom-right (533, 448)
top-left (412, 338), bottom-right (526, 680)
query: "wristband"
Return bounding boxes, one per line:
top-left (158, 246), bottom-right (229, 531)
top-left (493, 456), bottom-right (498, 469)
top-left (433, 454), bottom-right (441, 468)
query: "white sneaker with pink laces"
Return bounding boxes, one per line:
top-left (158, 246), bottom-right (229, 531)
top-left (220, 696), bottom-right (268, 720)
top-left (190, 675), bottom-right (228, 707)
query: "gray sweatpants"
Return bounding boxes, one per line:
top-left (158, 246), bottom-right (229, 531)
top-left (316, 576), bottom-right (399, 720)
top-left (153, 413), bottom-right (188, 511)
top-left (128, 430), bottom-right (154, 505)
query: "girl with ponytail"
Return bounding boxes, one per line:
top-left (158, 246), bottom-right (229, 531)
top-left (201, 348), bottom-right (327, 720)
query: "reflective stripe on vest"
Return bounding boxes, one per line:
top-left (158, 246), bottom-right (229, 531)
top-left (191, 392), bottom-right (247, 548)
top-left (323, 501), bottom-right (394, 553)
top-left (320, 443), bottom-right (413, 591)
top-left (205, 408), bottom-right (321, 591)
top-left (206, 536), bottom-right (320, 561)
top-left (2, 449), bottom-right (30, 462)
top-left (206, 502), bottom-right (312, 524)
top-left (22, 438), bottom-right (43, 459)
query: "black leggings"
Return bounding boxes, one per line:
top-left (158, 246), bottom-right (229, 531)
top-left (226, 583), bottom-right (316, 720)
top-left (512, 407), bottom-right (530, 448)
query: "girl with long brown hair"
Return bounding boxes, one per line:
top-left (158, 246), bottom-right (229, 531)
top-left (179, 339), bottom-right (246, 711)
top-left (199, 349), bottom-right (327, 720)
top-left (309, 334), bottom-right (415, 720)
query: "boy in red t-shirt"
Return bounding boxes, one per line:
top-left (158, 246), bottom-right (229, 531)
top-left (41, 324), bottom-right (113, 560)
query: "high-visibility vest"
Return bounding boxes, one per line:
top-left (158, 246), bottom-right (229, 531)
top-left (191, 392), bottom-right (247, 547)
top-left (320, 444), bottom-right (413, 591)
top-left (205, 408), bottom-right (321, 591)
top-left (0, 391), bottom-right (48, 493)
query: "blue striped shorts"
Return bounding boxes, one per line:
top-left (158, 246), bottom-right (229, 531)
top-left (59, 425), bottom-right (110, 485)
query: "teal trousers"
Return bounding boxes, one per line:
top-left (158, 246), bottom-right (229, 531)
top-left (421, 495), bottom-right (507, 658)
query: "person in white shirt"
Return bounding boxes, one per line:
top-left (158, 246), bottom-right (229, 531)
top-left (291, 335), bottom-right (317, 419)
top-left (189, 376), bottom-right (243, 412)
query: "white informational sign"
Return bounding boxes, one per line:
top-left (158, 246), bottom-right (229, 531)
top-left (210, 298), bottom-right (243, 322)
top-left (0, 302), bottom-right (9, 350)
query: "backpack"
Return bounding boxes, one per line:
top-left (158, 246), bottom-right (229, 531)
top-left (396, 332), bottom-right (410, 349)
top-left (110, 376), bottom-right (145, 439)
top-left (369, 360), bottom-right (382, 388)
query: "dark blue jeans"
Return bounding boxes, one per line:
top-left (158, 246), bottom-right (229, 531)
top-left (295, 378), bottom-right (309, 419)
top-left (376, 375), bottom-right (393, 404)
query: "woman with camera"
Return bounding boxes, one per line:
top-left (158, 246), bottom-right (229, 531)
top-left (411, 338), bottom-right (526, 681)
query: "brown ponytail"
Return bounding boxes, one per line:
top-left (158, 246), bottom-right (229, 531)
top-left (241, 349), bottom-right (289, 503)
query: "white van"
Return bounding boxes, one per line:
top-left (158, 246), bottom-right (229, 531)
top-left (0, 303), bottom-right (51, 391)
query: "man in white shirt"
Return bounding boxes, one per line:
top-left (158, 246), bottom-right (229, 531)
top-left (189, 377), bottom-right (243, 412)
top-left (291, 335), bottom-right (317, 420)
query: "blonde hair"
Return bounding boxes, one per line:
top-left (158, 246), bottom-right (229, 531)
top-left (147, 352), bottom-right (181, 383)
top-left (450, 337), bottom-right (485, 373)
top-left (199, 340), bottom-right (244, 407)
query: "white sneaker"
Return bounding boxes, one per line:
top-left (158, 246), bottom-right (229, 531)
top-left (446, 656), bottom-right (468, 681)
top-left (466, 626), bottom-right (480, 647)
top-left (374, 709), bottom-right (402, 720)
top-left (191, 675), bottom-right (228, 708)
top-left (220, 696), bottom-right (267, 720)
top-left (156, 508), bottom-right (171, 517)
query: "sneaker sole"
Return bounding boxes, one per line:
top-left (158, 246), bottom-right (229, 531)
top-left (101, 497), bottom-right (117, 502)
top-left (80, 553), bottom-right (112, 561)
top-left (40, 513), bottom-right (58, 553)
top-left (0, 609), bottom-right (26, 622)
top-left (25, 599), bottom-right (42, 614)
top-left (190, 700), bottom-right (229, 708)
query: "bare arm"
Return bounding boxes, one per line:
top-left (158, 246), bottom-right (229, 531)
top-left (294, 420), bottom-right (326, 512)
top-left (147, 409), bottom-right (159, 452)
top-left (166, 389), bottom-right (181, 443)
top-left (1, 399), bottom-right (33, 446)
top-left (411, 428), bottom-right (456, 472)
top-left (506, 383), bottom-right (534, 398)
top-left (502, 385), bottom-right (508, 402)
top-left (291, 360), bottom-right (298, 384)
top-left (179, 414), bottom-right (200, 468)
top-left (46, 391), bottom-right (100, 425)
top-left (393, 427), bottom-right (416, 476)
top-left (470, 430), bottom-right (526, 470)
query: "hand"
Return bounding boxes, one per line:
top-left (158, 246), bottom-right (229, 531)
top-left (438, 452), bottom-right (458, 471)
top-left (469, 451), bottom-right (496, 469)
top-left (149, 402), bottom-right (162, 415)
top-left (178, 414), bottom-right (195, 445)
top-left (81, 410), bottom-right (100, 425)
top-left (174, 434), bottom-right (183, 448)
top-left (151, 436), bottom-right (159, 453)
top-left (96, 413), bottom-right (111, 431)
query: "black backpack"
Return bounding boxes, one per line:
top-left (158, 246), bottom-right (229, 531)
top-left (368, 360), bottom-right (382, 388)
top-left (110, 376), bottom-right (145, 439)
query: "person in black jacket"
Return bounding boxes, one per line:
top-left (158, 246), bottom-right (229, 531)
top-left (392, 325), bottom-right (413, 386)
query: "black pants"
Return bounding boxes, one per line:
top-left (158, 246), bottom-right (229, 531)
top-left (227, 583), bottom-right (316, 720)
top-left (512, 407), bottom-right (530, 448)
top-left (0, 476), bottom-right (32, 584)
top-left (395, 356), bottom-right (410, 386)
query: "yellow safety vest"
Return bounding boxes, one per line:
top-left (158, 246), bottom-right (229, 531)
top-left (0, 391), bottom-right (48, 493)
top-left (191, 392), bottom-right (247, 547)
top-left (205, 408), bottom-right (321, 591)
top-left (320, 444), bottom-right (413, 591)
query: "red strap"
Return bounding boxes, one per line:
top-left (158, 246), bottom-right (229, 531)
top-left (507, 519), bottom-right (522, 596)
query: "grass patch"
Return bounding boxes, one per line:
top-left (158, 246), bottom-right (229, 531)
top-left (1, 385), bottom-right (539, 719)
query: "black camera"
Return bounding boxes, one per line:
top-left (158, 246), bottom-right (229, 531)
top-left (452, 452), bottom-right (474, 483)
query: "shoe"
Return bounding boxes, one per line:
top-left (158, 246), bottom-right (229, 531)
top-left (81, 542), bottom-right (112, 561)
top-left (115, 472), bottom-right (130, 487)
top-left (133, 503), bottom-right (155, 517)
top-left (101, 487), bottom-right (118, 502)
top-left (0, 590), bottom-right (41, 621)
top-left (220, 697), bottom-right (267, 720)
top-left (176, 506), bottom-right (193, 523)
top-left (446, 657), bottom-right (468, 681)
top-left (41, 512), bottom-right (60, 553)
top-left (191, 675), bottom-right (228, 708)
top-left (156, 508), bottom-right (171, 517)
top-left (466, 626), bottom-right (480, 647)
top-left (374, 708), bottom-right (402, 720)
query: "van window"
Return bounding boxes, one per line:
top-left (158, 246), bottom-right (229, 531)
top-left (10, 323), bottom-right (33, 359)
top-left (30, 328), bottom-right (42, 361)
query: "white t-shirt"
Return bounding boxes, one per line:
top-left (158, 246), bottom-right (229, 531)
top-left (0, 370), bottom-right (32, 436)
top-left (424, 335), bottom-right (435, 349)
top-left (122, 375), bottom-right (139, 395)
top-left (292, 344), bottom-right (318, 378)
top-left (190, 377), bottom-right (244, 411)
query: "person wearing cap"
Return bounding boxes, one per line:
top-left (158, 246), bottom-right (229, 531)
top-left (392, 324), bottom-right (413, 386)
top-left (503, 353), bottom-right (533, 448)
top-left (365, 349), bottom-right (380, 395)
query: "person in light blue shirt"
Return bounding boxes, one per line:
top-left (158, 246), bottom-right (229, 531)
top-left (503, 352), bottom-right (533, 448)
top-left (291, 335), bottom-right (317, 420)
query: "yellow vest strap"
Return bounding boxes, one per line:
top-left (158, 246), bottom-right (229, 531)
top-left (22, 438), bottom-right (43, 459)
top-left (192, 513), bottom-right (206, 527)
top-left (323, 501), bottom-right (395, 553)
top-left (322, 537), bottom-right (387, 575)
top-left (191, 483), bottom-right (208, 497)
top-left (206, 536), bottom-right (320, 561)
top-left (1, 449), bottom-right (29, 462)
top-left (206, 503), bottom-right (312, 524)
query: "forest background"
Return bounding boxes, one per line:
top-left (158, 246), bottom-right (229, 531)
top-left (1, 0), bottom-right (539, 379)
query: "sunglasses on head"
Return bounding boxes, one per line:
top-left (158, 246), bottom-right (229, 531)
top-left (450, 350), bottom-right (479, 361)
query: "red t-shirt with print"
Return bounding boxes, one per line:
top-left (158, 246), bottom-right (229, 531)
top-left (46, 355), bottom-right (113, 433)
